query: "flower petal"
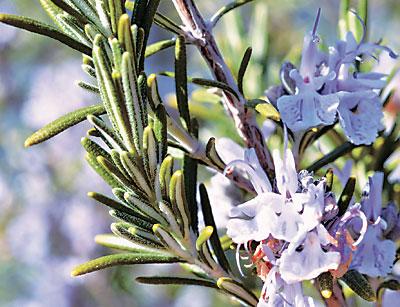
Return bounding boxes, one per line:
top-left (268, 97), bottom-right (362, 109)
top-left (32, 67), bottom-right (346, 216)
top-left (279, 231), bottom-right (340, 283)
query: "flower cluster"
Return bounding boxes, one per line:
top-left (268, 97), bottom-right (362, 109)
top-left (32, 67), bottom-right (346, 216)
top-left (226, 141), bottom-right (399, 306)
top-left (276, 9), bottom-right (397, 145)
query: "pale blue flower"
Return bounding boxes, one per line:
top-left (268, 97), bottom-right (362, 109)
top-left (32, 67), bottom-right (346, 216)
top-left (258, 267), bottom-right (315, 307)
top-left (337, 91), bottom-right (384, 145)
top-left (279, 225), bottom-right (340, 283)
top-left (351, 173), bottom-right (397, 277)
top-left (277, 70), bottom-right (339, 132)
top-left (226, 147), bottom-right (326, 244)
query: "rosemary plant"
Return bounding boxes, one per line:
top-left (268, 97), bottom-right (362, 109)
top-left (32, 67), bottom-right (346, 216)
top-left (1, 0), bottom-right (399, 306)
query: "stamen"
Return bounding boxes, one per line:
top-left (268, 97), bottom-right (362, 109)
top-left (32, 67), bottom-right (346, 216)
top-left (236, 244), bottom-right (245, 277)
top-left (312, 8), bottom-right (322, 37)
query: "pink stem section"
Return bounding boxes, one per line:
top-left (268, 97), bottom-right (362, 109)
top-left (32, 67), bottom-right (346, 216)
top-left (171, 0), bottom-right (274, 177)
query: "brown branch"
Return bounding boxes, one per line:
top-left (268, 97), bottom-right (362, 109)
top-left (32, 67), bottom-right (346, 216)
top-left (171, 0), bottom-right (274, 178)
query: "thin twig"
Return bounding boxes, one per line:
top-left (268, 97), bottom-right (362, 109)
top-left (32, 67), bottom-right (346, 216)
top-left (171, 0), bottom-right (274, 179)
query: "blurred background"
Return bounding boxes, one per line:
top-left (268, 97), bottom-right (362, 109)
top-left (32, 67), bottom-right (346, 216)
top-left (0, 0), bottom-right (399, 306)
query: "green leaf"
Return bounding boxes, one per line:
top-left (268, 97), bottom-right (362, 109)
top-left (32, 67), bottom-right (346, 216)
top-left (306, 142), bottom-right (357, 172)
top-left (254, 102), bottom-right (280, 121)
top-left (136, 276), bottom-right (217, 288)
top-left (238, 47), bottom-right (252, 95)
top-left (50, 0), bottom-right (88, 25)
top-left (341, 270), bottom-right (376, 302)
top-left (95, 233), bottom-right (161, 253)
top-left (199, 184), bottom-right (231, 273)
top-left (145, 39), bottom-right (176, 58)
top-left (24, 104), bottom-right (105, 147)
top-left (211, 0), bottom-right (254, 27)
top-left (337, 177), bottom-right (356, 217)
top-left (87, 114), bottom-right (126, 151)
top-left (217, 277), bottom-right (258, 307)
top-left (87, 191), bottom-right (154, 224)
top-left (153, 12), bottom-right (182, 35)
top-left (169, 170), bottom-right (190, 238)
top-left (175, 35), bottom-right (191, 131)
top-left (71, 253), bottom-right (180, 276)
top-left (110, 209), bottom-right (153, 231)
top-left (81, 136), bottom-right (111, 160)
top-left (206, 138), bottom-right (226, 171)
top-left (85, 153), bottom-right (124, 189)
top-left (159, 71), bottom-right (240, 100)
top-left (183, 118), bottom-right (199, 234)
top-left (159, 155), bottom-right (174, 199)
top-left (153, 104), bottom-right (168, 160)
top-left (195, 226), bottom-right (214, 251)
top-left (139, 0), bottom-right (161, 70)
top-left (0, 13), bottom-right (91, 55)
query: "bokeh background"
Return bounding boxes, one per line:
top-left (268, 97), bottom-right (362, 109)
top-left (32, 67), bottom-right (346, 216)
top-left (0, 1), bottom-right (399, 306)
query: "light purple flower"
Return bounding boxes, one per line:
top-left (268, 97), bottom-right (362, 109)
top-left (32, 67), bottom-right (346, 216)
top-left (258, 267), bottom-right (315, 307)
top-left (277, 70), bottom-right (339, 132)
top-left (276, 10), bottom-right (397, 145)
top-left (279, 225), bottom-right (340, 283)
top-left (337, 91), bottom-right (384, 145)
top-left (226, 148), bottom-right (325, 244)
top-left (351, 173), bottom-right (397, 277)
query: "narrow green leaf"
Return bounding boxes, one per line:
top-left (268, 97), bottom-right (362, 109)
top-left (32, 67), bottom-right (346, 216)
top-left (153, 12), bottom-right (182, 35)
top-left (93, 40), bottom-right (136, 153)
top-left (169, 170), bottom-right (190, 237)
top-left (306, 142), bottom-right (357, 172)
top-left (159, 71), bottom-right (239, 99)
top-left (50, 0), bottom-right (88, 24)
top-left (121, 51), bottom-right (143, 154)
top-left (112, 222), bottom-right (165, 249)
top-left (24, 104), bottom-right (105, 147)
top-left (85, 152), bottom-right (124, 189)
top-left (175, 35), bottom-right (191, 131)
top-left (110, 209), bottom-right (153, 231)
top-left (159, 155), bottom-right (174, 199)
top-left (87, 114), bottom-right (126, 151)
top-left (77, 80), bottom-right (100, 93)
top-left (217, 277), bottom-right (258, 307)
top-left (341, 270), bottom-right (376, 302)
top-left (145, 39), bottom-right (176, 58)
top-left (139, 0), bottom-right (161, 70)
top-left (196, 226), bottom-right (214, 251)
top-left (136, 276), bottom-right (217, 288)
top-left (88, 191), bottom-right (154, 223)
top-left (0, 13), bottom-right (91, 55)
top-left (81, 136), bottom-right (111, 160)
top-left (71, 253), bottom-right (180, 276)
top-left (210, 0), bottom-right (254, 27)
top-left (337, 177), bottom-right (356, 217)
top-left (153, 104), bottom-right (168, 160)
top-left (199, 184), bottom-right (231, 272)
top-left (108, 0), bottom-right (124, 33)
top-left (95, 233), bottom-right (162, 253)
top-left (97, 155), bottom-right (133, 188)
top-left (238, 47), bottom-right (252, 95)
top-left (206, 138), bottom-right (226, 171)
top-left (254, 102), bottom-right (280, 121)
top-left (131, 0), bottom-right (147, 26)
